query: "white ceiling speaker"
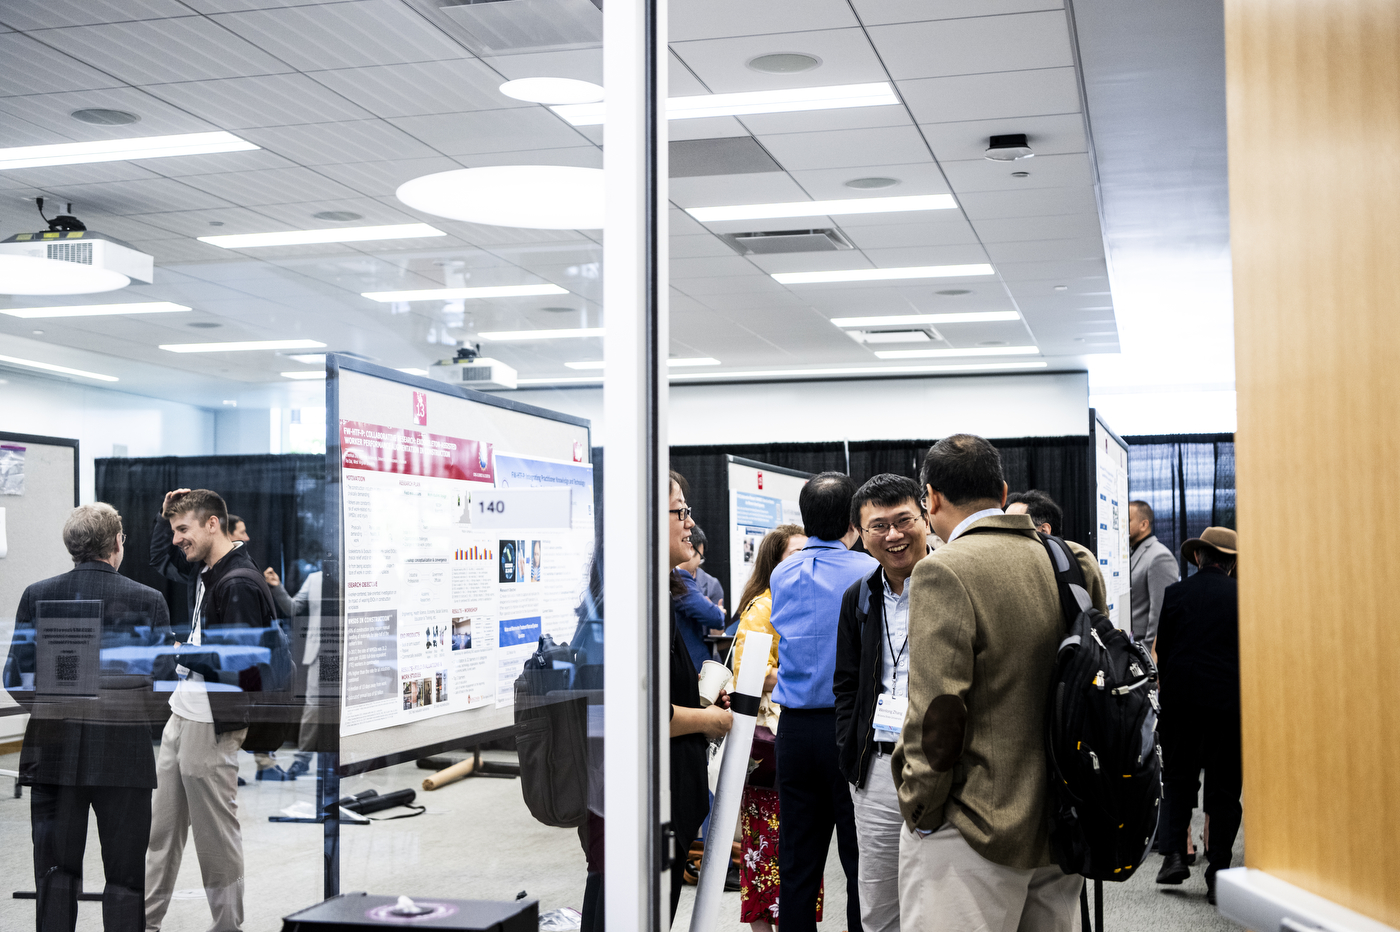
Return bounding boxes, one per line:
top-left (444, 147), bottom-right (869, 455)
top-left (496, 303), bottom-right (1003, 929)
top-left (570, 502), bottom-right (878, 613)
top-left (984, 133), bottom-right (1034, 161)
top-left (397, 166), bottom-right (605, 230)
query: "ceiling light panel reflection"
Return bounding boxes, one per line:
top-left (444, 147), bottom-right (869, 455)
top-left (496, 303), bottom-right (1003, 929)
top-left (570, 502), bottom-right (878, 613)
top-left (0, 131), bottom-right (258, 170)
top-left (0, 352), bottom-right (119, 381)
top-left (2, 302), bottom-right (191, 318)
top-left (397, 166), bottom-right (605, 230)
top-left (688, 194), bottom-right (956, 223)
top-left (552, 82), bottom-right (899, 126)
top-left (362, 284), bottom-right (569, 302)
top-left (499, 77), bottom-right (604, 103)
top-left (773, 264), bottom-right (996, 284)
top-left (160, 339), bottom-right (326, 353)
top-left (479, 327), bottom-right (605, 341)
top-left (200, 224), bottom-right (445, 248)
top-left (830, 312), bottom-right (1020, 327)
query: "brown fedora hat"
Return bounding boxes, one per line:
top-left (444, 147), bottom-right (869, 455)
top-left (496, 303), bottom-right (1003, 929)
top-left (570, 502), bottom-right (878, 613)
top-left (1181, 526), bottom-right (1237, 561)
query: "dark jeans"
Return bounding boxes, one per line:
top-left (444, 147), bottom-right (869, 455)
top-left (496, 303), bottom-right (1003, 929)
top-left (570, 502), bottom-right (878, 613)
top-left (1159, 701), bottom-right (1243, 877)
top-left (777, 708), bottom-right (862, 932)
top-left (576, 810), bottom-right (698, 928)
top-left (30, 783), bottom-right (151, 932)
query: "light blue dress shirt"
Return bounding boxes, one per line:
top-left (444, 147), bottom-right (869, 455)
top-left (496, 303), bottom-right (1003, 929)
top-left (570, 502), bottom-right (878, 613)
top-left (769, 539), bottom-right (878, 709)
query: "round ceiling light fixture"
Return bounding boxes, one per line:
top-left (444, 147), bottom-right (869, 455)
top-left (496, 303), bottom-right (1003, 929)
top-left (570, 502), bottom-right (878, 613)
top-left (747, 53), bottom-right (821, 74)
top-left (0, 254), bottom-right (129, 295)
top-left (314, 210), bottom-right (364, 222)
top-left (71, 108), bottom-right (140, 125)
top-left (845, 176), bottom-right (899, 189)
top-left (187, 321), bottom-right (222, 328)
top-left (984, 133), bottom-right (1034, 161)
top-left (1053, 284), bottom-right (1069, 291)
top-left (397, 166), bottom-right (605, 230)
top-left (499, 77), bottom-right (604, 104)
top-left (936, 289), bottom-right (972, 296)
top-left (1011, 171), bottom-right (1031, 178)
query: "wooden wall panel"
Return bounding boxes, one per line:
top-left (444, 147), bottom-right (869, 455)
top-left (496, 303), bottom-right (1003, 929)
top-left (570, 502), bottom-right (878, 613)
top-left (1226, 0), bottom-right (1400, 925)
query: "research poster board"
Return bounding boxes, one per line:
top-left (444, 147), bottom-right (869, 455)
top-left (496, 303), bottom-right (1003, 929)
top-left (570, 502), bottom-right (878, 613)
top-left (726, 456), bottom-right (810, 611)
top-left (1090, 412), bottom-right (1131, 630)
top-left (329, 358), bottom-right (593, 774)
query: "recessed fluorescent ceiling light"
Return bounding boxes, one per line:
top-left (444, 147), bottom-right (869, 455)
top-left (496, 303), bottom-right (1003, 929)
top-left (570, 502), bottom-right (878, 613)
top-left (0, 131), bottom-right (257, 171)
top-left (480, 327), bottom-right (605, 341)
top-left (397, 367), bottom-right (429, 376)
top-left (160, 339), bottom-right (326, 353)
top-left (552, 82), bottom-right (898, 126)
top-left (0, 254), bottom-right (129, 295)
top-left (564, 356), bottom-right (719, 370)
top-left (873, 345), bottom-right (1040, 359)
top-left (687, 194), bottom-right (955, 223)
top-left (398, 166), bottom-right (605, 230)
top-left (1, 301), bottom-right (190, 318)
top-left (773, 264), bottom-right (995, 284)
top-left (281, 370), bottom-right (327, 380)
top-left (0, 352), bottom-right (118, 381)
top-left (199, 223), bottom-right (444, 249)
top-left (830, 312), bottom-right (1020, 327)
top-left (517, 361), bottom-right (1050, 384)
top-left (287, 354), bottom-right (326, 364)
top-left (362, 284), bottom-right (568, 303)
top-left (499, 77), bottom-right (604, 104)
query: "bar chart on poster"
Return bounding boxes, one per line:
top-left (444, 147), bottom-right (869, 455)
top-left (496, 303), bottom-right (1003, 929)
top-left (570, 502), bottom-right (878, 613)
top-left (726, 456), bottom-right (811, 609)
top-left (1090, 412), bottom-right (1131, 629)
top-left (331, 360), bottom-right (593, 773)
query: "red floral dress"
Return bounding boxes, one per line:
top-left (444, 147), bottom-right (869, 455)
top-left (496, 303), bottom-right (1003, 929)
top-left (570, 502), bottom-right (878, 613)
top-left (739, 787), bottom-right (822, 924)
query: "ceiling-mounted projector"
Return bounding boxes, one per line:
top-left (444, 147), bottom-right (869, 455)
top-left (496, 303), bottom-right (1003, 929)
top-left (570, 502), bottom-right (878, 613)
top-left (428, 344), bottom-right (518, 391)
top-left (0, 199), bottom-right (154, 295)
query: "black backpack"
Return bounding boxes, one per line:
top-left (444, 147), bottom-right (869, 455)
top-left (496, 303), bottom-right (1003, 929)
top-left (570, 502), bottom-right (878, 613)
top-left (513, 635), bottom-right (590, 829)
top-left (1039, 534), bottom-right (1162, 884)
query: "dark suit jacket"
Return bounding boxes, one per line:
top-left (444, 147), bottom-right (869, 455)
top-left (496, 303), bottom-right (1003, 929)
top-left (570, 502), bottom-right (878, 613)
top-left (4, 562), bottom-right (167, 789)
top-left (1155, 565), bottom-right (1240, 708)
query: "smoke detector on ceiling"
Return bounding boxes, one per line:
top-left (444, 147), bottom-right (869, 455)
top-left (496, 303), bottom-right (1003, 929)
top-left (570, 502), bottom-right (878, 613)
top-left (984, 133), bottom-right (1034, 161)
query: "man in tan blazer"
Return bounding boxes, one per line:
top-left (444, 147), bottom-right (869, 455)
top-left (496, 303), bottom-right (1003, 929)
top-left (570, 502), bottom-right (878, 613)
top-left (892, 434), bottom-right (1107, 932)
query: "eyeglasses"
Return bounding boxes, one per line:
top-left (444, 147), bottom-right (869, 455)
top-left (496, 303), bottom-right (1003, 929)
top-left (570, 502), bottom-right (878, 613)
top-left (120, 532), bottom-right (127, 544)
top-left (862, 514), bottom-right (924, 536)
top-left (668, 506), bottom-right (693, 521)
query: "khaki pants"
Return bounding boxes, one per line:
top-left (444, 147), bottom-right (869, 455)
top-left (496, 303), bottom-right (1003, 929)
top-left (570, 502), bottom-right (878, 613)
top-left (145, 714), bottom-right (247, 932)
top-left (850, 751), bottom-right (904, 932)
top-left (898, 823), bottom-right (1081, 932)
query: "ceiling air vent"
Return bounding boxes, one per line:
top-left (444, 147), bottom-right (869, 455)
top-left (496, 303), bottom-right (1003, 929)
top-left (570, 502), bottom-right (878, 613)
top-left (438, 0), bottom-right (601, 56)
top-left (846, 329), bottom-right (935, 345)
top-left (722, 228), bottom-right (853, 256)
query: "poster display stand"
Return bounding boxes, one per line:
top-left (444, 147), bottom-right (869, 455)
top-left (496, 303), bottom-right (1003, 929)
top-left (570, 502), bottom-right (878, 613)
top-left (1088, 410), bottom-right (1131, 630)
top-left (725, 456), bottom-right (810, 613)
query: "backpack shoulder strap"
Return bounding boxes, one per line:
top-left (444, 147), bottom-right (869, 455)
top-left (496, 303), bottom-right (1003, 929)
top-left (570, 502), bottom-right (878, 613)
top-left (215, 567), bottom-right (278, 622)
top-left (1037, 533), bottom-right (1096, 628)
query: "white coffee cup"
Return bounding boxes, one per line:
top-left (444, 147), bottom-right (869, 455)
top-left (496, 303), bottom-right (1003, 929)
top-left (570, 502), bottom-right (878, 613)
top-left (697, 660), bottom-right (732, 707)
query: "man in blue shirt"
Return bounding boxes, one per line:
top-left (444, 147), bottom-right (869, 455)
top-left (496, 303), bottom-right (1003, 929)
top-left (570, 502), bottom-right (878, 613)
top-left (770, 472), bottom-right (878, 932)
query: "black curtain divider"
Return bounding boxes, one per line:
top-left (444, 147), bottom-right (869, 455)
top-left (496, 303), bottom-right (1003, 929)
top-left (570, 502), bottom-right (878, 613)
top-left (1123, 433), bottom-right (1236, 577)
top-left (95, 454), bottom-right (325, 631)
top-left (670, 436), bottom-right (1095, 611)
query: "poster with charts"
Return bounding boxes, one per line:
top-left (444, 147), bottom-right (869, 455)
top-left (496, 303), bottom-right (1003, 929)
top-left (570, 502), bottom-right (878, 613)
top-left (1094, 420), bottom-right (1132, 631)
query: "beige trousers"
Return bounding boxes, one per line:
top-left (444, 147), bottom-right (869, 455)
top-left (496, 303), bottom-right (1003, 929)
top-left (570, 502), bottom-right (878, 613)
top-left (898, 823), bottom-right (1082, 932)
top-left (145, 714), bottom-right (247, 932)
top-left (850, 752), bottom-right (904, 932)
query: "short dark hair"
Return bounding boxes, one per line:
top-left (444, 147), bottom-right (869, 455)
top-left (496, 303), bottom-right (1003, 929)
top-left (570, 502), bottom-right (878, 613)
top-left (1006, 489), bottom-right (1063, 537)
top-left (851, 474), bottom-right (923, 528)
top-left (227, 513), bottom-right (244, 532)
top-left (689, 523), bottom-right (707, 553)
top-left (919, 434), bottom-right (1005, 506)
top-left (1196, 545), bottom-right (1234, 569)
top-left (799, 471), bottom-right (858, 541)
top-left (1129, 500), bottom-right (1154, 526)
top-left (668, 469), bottom-right (689, 498)
top-left (162, 488), bottom-right (228, 530)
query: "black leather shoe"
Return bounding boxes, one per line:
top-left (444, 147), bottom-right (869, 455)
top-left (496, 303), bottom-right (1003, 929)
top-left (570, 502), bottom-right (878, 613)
top-left (1206, 872), bottom-right (1218, 905)
top-left (1156, 853), bottom-right (1190, 885)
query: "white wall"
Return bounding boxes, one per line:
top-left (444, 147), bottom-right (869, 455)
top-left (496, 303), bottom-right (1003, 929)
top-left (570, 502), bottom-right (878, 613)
top-left (0, 371), bottom-right (215, 502)
top-left (513, 371), bottom-right (1090, 446)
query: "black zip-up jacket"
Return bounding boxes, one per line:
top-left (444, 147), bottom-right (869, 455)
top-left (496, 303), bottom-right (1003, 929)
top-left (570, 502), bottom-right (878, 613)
top-left (834, 566), bottom-right (889, 788)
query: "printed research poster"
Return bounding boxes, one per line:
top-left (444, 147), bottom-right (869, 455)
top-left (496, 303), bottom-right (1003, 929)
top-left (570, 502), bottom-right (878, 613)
top-left (339, 419), bottom-right (592, 737)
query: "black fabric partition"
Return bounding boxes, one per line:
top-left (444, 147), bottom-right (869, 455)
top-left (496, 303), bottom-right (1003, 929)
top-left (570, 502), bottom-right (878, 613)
top-left (670, 436), bottom-right (1095, 611)
top-left (95, 454), bottom-right (325, 631)
top-left (1123, 433), bottom-right (1236, 576)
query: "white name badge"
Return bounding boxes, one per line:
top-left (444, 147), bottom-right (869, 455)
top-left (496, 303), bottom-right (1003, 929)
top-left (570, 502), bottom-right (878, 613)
top-left (872, 694), bottom-right (909, 732)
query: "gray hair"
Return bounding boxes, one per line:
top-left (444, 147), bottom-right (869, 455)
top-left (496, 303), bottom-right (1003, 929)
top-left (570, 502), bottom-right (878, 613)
top-left (63, 502), bottom-right (123, 564)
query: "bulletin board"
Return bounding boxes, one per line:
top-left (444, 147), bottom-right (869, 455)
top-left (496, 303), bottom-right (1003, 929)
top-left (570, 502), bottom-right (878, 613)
top-left (0, 431), bottom-right (80, 728)
top-left (1088, 411), bottom-right (1131, 630)
top-left (726, 456), bottom-right (810, 613)
top-left (327, 357), bottom-right (594, 776)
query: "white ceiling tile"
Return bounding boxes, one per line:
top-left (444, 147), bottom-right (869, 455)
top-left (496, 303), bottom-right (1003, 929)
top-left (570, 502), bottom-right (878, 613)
top-left (1005, 277), bottom-right (1110, 300)
top-left (670, 235), bottom-right (738, 259)
top-left (35, 17), bottom-right (292, 84)
top-left (0, 87), bottom-right (218, 140)
top-left (211, 0), bottom-right (469, 70)
top-left (33, 176), bottom-right (238, 214)
top-left (141, 238), bottom-right (248, 263)
top-left (314, 156), bottom-right (464, 197)
top-left (898, 68), bottom-right (1080, 124)
top-left (254, 197), bottom-right (423, 228)
top-left (179, 0), bottom-right (333, 11)
top-left (673, 274), bottom-right (794, 297)
top-left (140, 147), bottom-right (300, 178)
top-left (669, 50), bottom-right (712, 96)
top-left (0, 110), bottom-right (56, 146)
top-left (869, 11), bottom-right (1072, 80)
top-left (738, 105), bottom-right (910, 136)
top-left (839, 217), bottom-right (981, 249)
top-left (308, 59), bottom-right (524, 118)
top-left (41, 212), bottom-right (186, 244)
top-left (242, 120), bottom-right (442, 165)
top-left (177, 166), bottom-right (362, 206)
top-left (859, 244), bottom-right (992, 266)
top-left (143, 73), bottom-right (376, 129)
top-left (941, 152), bottom-right (1093, 193)
top-left (389, 109), bottom-right (588, 155)
top-left (668, 172), bottom-right (810, 208)
top-left (0, 33), bottom-right (126, 95)
top-left (993, 257), bottom-right (1108, 281)
top-left (666, 116), bottom-right (751, 141)
top-left (786, 161), bottom-right (951, 199)
top-left (974, 212), bottom-right (1102, 243)
top-left (452, 146), bottom-right (602, 169)
top-left (670, 256), bottom-right (759, 279)
top-left (481, 48), bottom-right (602, 83)
top-left (2, 160), bottom-right (166, 190)
top-left (957, 185), bottom-right (1098, 219)
top-left (116, 205), bottom-right (285, 237)
top-left (742, 250), bottom-right (882, 275)
top-left (984, 236), bottom-right (1103, 263)
top-left (669, 0), bottom-right (857, 42)
top-left (0, 0), bottom-right (190, 30)
top-left (670, 29), bottom-right (888, 93)
top-left (919, 112), bottom-right (1086, 161)
top-left (756, 125), bottom-right (931, 171)
top-left (855, 1), bottom-right (1064, 28)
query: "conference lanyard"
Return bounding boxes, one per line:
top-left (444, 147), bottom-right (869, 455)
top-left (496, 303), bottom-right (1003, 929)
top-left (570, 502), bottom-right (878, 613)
top-left (884, 577), bottom-right (908, 698)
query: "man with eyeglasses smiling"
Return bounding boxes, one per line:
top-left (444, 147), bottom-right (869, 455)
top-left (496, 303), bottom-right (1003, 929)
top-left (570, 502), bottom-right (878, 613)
top-left (834, 474), bottom-right (932, 932)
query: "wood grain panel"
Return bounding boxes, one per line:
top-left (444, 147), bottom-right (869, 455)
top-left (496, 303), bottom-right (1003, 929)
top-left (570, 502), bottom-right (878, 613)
top-left (1226, 0), bottom-right (1400, 925)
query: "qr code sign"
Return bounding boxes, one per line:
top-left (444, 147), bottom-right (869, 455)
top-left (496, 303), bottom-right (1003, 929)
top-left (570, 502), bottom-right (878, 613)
top-left (55, 654), bottom-right (80, 682)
